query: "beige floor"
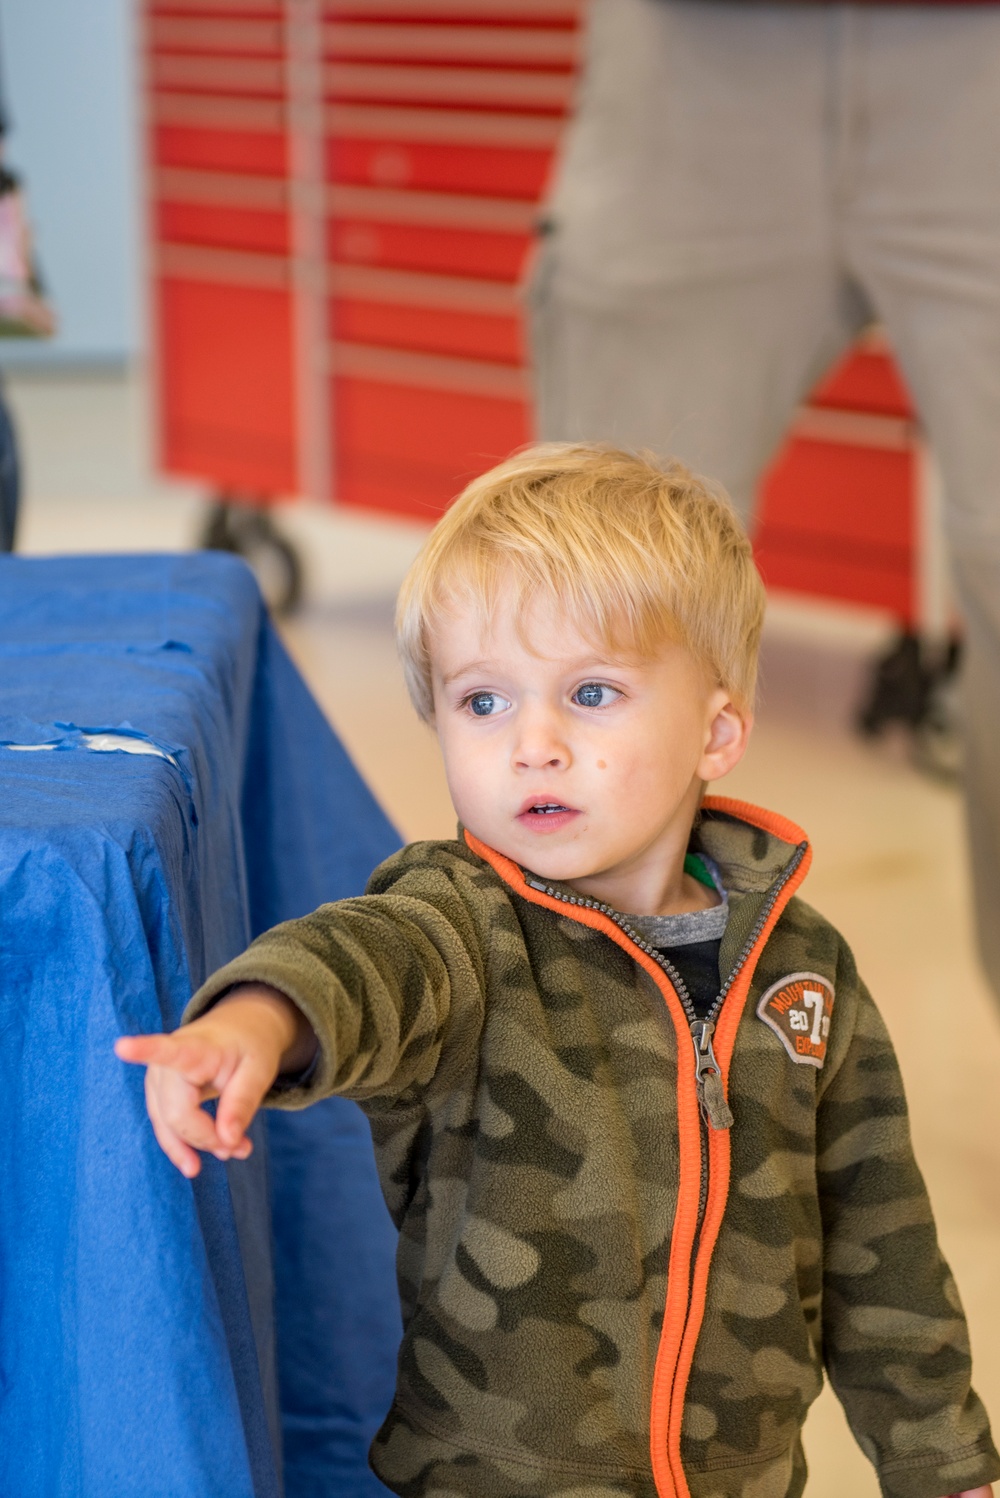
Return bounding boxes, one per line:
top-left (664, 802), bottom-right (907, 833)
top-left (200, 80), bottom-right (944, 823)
top-left (10, 367), bottom-right (1000, 1497)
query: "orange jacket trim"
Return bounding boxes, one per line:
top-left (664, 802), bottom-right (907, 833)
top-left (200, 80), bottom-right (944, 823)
top-left (463, 800), bottom-right (811, 1498)
top-left (662, 797), bottom-right (812, 1495)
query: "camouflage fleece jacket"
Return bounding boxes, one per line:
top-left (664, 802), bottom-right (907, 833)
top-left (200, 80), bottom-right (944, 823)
top-left (187, 796), bottom-right (999, 1498)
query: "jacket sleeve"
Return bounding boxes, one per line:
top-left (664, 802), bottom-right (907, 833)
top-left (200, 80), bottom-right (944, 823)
top-left (182, 858), bottom-right (489, 1110)
top-left (816, 944), bottom-right (999, 1498)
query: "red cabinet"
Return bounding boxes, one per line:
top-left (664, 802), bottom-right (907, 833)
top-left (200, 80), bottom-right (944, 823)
top-left (146, 0), bottom-right (937, 631)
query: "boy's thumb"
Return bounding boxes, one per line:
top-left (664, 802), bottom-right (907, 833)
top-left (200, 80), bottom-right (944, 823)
top-left (215, 1055), bottom-right (274, 1149)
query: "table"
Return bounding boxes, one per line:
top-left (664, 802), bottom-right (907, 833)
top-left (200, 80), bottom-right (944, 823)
top-left (0, 553), bottom-right (403, 1498)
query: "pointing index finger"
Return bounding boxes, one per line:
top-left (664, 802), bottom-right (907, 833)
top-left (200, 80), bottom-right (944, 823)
top-left (115, 1033), bottom-right (177, 1067)
top-left (116, 1032), bottom-right (226, 1090)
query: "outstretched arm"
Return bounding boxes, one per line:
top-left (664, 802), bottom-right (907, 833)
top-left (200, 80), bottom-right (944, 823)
top-left (116, 984), bottom-right (316, 1176)
top-left (118, 859), bottom-right (491, 1172)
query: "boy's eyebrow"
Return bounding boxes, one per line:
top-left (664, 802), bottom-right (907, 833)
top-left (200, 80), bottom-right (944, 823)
top-left (440, 660), bottom-right (493, 686)
top-left (439, 653), bottom-right (640, 686)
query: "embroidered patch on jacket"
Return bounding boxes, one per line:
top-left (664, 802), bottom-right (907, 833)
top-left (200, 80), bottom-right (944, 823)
top-left (756, 972), bottom-right (834, 1068)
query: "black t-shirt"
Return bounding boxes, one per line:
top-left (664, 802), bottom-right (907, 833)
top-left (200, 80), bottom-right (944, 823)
top-left (654, 937), bottom-right (722, 1018)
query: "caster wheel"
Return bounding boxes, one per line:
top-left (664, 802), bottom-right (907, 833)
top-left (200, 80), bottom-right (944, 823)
top-left (855, 631), bottom-right (930, 736)
top-left (198, 497), bottom-right (304, 615)
top-left (856, 629), bottom-right (963, 782)
top-left (911, 639), bottom-right (964, 784)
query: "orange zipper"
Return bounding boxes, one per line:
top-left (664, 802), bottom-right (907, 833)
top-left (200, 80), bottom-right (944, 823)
top-left (465, 795), bottom-right (812, 1498)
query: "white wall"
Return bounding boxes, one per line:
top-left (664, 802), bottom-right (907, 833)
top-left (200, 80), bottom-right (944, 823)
top-left (0, 0), bottom-right (139, 365)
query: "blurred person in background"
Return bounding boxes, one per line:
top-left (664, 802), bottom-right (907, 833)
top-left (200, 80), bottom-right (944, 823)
top-left (532, 1), bottom-right (1000, 1007)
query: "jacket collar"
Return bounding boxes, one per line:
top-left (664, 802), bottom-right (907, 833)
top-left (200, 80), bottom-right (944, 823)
top-left (693, 797), bottom-right (811, 981)
top-left (461, 797), bottom-right (811, 982)
top-left (693, 796), bottom-right (809, 896)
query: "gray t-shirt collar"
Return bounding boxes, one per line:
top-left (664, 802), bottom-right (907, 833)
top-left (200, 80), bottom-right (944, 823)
top-left (620, 855), bottom-right (729, 946)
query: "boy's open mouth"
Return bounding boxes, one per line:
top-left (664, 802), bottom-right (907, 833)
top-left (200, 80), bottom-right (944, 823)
top-left (516, 798), bottom-right (580, 831)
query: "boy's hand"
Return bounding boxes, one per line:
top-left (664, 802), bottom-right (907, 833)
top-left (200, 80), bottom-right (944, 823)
top-left (946, 1487), bottom-right (994, 1497)
top-left (115, 986), bottom-right (317, 1178)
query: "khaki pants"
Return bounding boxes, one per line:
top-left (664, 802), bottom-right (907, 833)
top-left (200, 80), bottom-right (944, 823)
top-left (532, 0), bottom-right (1000, 997)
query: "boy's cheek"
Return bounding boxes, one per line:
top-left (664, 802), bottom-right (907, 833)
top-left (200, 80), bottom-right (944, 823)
top-left (437, 757), bottom-right (483, 829)
top-left (440, 733), bottom-right (498, 797)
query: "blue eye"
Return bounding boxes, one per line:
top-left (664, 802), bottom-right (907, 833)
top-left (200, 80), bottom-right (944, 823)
top-left (574, 682), bottom-right (617, 708)
top-left (468, 692), bottom-right (509, 717)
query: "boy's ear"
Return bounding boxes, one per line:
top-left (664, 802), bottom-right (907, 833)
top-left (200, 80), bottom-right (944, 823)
top-left (699, 691), bottom-right (752, 783)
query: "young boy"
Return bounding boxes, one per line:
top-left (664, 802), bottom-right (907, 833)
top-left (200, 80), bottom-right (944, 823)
top-left (118, 446), bottom-right (997, 1498)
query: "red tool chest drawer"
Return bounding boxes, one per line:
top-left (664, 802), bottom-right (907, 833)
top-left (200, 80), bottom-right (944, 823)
top-left (327, 125), bottom-right (560, 198)
top-left (811, 344), bottom-right (912, 417)
top-left (328, 265), bottom-right (524, 361)
top-left (326, 64), bottom-right (573, 112)
top-left (331, 298), bottom-right (523, 362)
top-left (157, 200), bottom-right (291, 254)
top-left (333, 376), bottom-right (529, 516)
top-left (329, 216), bottom-right (531, 278)
top-left (153, 123), bottom-right (289, 175)
top-left (156, 270), bottom-right (298, 492)
top-left (329, 138), bottom-right (553, 196)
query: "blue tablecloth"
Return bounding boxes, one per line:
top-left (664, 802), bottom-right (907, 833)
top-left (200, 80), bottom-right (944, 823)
top-left (0, 553), bottom-right (403, 1498)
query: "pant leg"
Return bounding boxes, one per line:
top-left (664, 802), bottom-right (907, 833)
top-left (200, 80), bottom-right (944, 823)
top-left (841, 7), bottom-right (1000, 999)
top-left (531, 264), bottom-right (864, 525)
top-left (531, 0), bottom-right (864, 522)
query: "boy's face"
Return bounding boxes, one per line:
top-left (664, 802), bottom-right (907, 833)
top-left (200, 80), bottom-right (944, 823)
top-left (428, 592), bottom-right (751, 915)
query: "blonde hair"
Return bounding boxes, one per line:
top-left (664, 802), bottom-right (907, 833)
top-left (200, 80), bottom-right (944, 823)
top-left (396, 443), bottom-right (765, 721)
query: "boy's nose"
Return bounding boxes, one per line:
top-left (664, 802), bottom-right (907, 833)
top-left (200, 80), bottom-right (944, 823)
top-left (511, 708), bottom-right (571, 770)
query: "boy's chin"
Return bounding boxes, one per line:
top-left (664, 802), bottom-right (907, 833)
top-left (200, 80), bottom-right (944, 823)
top-left (465, 822), bottom-right (571, 875)
top-left (499, 838), bottom-right (596, 885)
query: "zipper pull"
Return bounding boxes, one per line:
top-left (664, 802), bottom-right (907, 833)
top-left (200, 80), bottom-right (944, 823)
top-left (690, 1020), bottom-right (734, 1131)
